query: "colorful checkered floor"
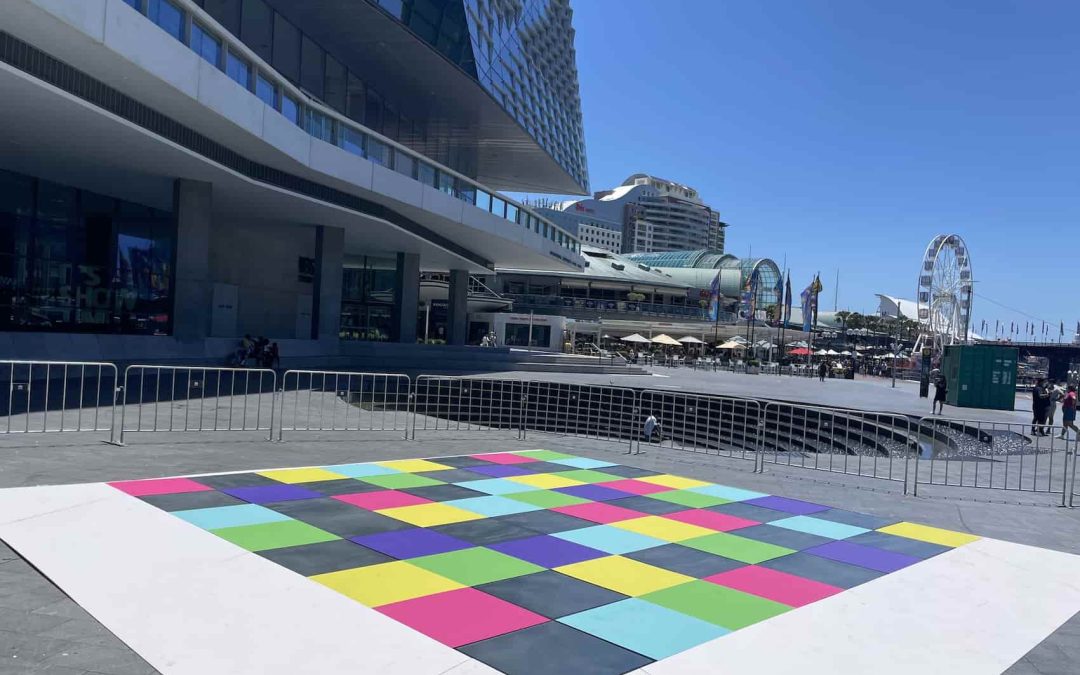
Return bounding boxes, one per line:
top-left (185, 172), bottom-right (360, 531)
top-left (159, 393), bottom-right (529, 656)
top-left (108, 451), bottom-right (980, 674)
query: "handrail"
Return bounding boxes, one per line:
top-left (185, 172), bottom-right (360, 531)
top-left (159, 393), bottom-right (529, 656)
top-left (125, 0), bottom-right (580, 257)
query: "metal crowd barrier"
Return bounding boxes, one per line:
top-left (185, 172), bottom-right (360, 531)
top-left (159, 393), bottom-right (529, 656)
top-left (913, 416), bottom-right (1074, 505)
top-left (279, 370), bottom-right (410, 440)
top-left (1, 360), bottom-right (118, 436)
top-left (412, 375), bottom-right (528, 439)
top-left (760, 402), bottom-right (916, 491)
top-left (522, 380), bottom-right (637, 452)
top-left (116, 365), bottom-right (276, 444)
top-left (636, 390), bottom-right (761, 464)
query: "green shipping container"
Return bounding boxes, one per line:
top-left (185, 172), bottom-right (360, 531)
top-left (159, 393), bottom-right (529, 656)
top-left (941, 345), bottom-right (1017, 410)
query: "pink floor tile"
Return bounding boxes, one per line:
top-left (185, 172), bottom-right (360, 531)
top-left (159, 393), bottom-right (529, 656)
top-left (552, 502), bottom-right (644, 524)
top-left (334, 490), bottom-right (431, 510)
top-left (107, 477), bottom-right (213, 497)
top-left (471, 452), bottom-right (536, 465)
top-left (598, 479), bottom-right (671, 495)
top-left (664, 509), bottom-right (759, 532)
top-left (378, 588), bottom-right (548, 647)
top-left (705, 565), bottom-right (842, 607)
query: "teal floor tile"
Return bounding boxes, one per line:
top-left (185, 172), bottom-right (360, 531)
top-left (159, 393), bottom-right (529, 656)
top-left (320, 463), bottom-right (400, 478)
top-left (447, 495), bottom-right (542, 517)
top-left (770, 515), bottom-right (869, 540)
top-left (549, 457), bottom-right (618, 469)
top-left (173, 504), bottom-right (290, 530)
top-left (553, 525), bottom-right (666, 554)
top-left (560, 598), bottom-right (728, 659)
top-left (455, 478), bottom-right (537, 495)
top-left (688, 484), bottom-right (768, 501)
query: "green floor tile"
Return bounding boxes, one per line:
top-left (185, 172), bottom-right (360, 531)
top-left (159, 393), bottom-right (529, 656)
top-left (410, 547), bottom-right (544, 585)
top-left (649, 490), bottom-right (730, 508)
top-left (681, 532), bottom-right (794, 563)
top-left (514, 450), bottom-right (576, 461)
top-left (554, 469), bottom-right (624, 484)
top-left (212, 520), bottom-right (338, 551)
top-left (643, 580), bottom-right (791, 629)
top-left (358, 473), bottom-right (445, 489)
top-left (508, 490), bottom-right (590, 508)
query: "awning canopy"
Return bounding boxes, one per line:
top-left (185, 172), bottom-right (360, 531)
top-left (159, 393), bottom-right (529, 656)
top-left (677, 336), bottom-right (706, 344)
top-left (717, 340), bottom-right (746, 350)
top-left (620, 333), bottom-right (651, 344)
top-left (651, 334), bottom-right (683, 346)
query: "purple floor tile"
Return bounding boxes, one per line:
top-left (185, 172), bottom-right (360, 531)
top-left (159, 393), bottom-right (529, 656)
top-left (468, 464), bottom-right (532, 478)
top-left (556, 484), bottom-right (632, 502)
top-left (490, 534), bottom-right (607, 568)
top-left (745, 495), bottom-right (829, 515)
top-left (352, 528), bottom-right (473, 559)
top-left (223, 484), bottom-right (322, 504)
top-left (806, 540), bottom-right (920, 573)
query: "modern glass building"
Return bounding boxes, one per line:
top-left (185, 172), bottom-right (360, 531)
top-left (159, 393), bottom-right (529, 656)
top-left (0, 0), bottom-right (588, 359)
top-left (624, 250), bottom-right (782, 309)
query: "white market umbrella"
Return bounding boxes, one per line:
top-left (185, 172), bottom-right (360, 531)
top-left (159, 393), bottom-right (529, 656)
top-left (677, 336), bottom-right (706, 344)
top-left (826, 349), bottom-right (840, 356)
top-left (814, 349), bottom-right (828, 356)
top-left (651, 334), bottom-right (682, 346)
top-left (716, 340), bottom-right (745, 350)
top-left (841, 350), bottom-right (852, 356)
top-left (620, 333), bottom-right (651, 344)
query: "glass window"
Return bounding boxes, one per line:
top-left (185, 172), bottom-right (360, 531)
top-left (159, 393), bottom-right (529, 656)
top-left (190, 23), bottom-right (221, 67)
top-left (367, 137), bottom-right (390, 166)
top-left (476, 190), bottom-right (492, 211)
top-left (323, 55), bottom-right (346, 113)
top-left (225, 51), bottom-right (251, 89)
top-left (417, 163), bottom-right (437, 188)
top-left (255, 73), bottom-right (275, 106)
top-left (300, 35), bottom-right (324, 98)
top-left (457, 183), bottom-right (476, 204)
top-left (281, 94), bottom-right (299, 124)
top-left (346, 71), bottom-right (366, 124)
top-left (341, 127), bottom-right (365, 157)
top-left (122, 0), bottom-right (143, 12)
top-left (364, 87), bottom-right (383, 133)
top-left (437, 171), bottom-right (455, 196)
top-left (272, 13), bottom-right (301, 83)
top-left (148, 0), bottom-right (184, 42)
top-left (305, 109), bottom-right (334, 143)
top-left (392, 150), bottom-right (415, 179)
top-left (505, 203), bottom-right (519, 224)
top-left (239, 0), bottom-right (272, 63)
top-left (491, 196), bottom-right (506, 218)
top-left (202, 0), bottom-right (241, 35)
top-left (378, 0), bottom-right (405, 20)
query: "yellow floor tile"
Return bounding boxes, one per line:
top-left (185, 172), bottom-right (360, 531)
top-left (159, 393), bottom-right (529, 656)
top-left (556, 556), bottom-right (693, 596)
top-left (636, 474), bottom-right (712, 490)
top-left (376, 502), bottom-right (485, 527)
top-left (373, 459), bottom-right (453, 473)
top-left (878, 522), bottom-right (980, 547)
top-left (611, 516), bottom-right (716, 542)
top-left (257, 467), bottom-right (349, 483)
top-left (507, 473), bottom-right (585, 489)
top-left (311, 561), bottom-right (463, 607)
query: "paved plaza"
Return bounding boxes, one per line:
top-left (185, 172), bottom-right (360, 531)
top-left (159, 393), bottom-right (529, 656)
top-left (1, 425), bottom-right (1079, 674)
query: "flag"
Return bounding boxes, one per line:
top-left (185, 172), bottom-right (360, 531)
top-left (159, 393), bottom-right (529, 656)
top-left (1061, 321), bottom-right (1064, 337)
top-left (707, 272), bottom-right (720, 322)
top-left (810, 274), bottom-right (823, 327)
top-left (773, 273), bottom-right (784, 323)
top-left (784, 274), bottom-right (793, 324)
top-left (800, 284), bottom-right (812, 333)
top-left (749, 271), bottom-right (760, 318)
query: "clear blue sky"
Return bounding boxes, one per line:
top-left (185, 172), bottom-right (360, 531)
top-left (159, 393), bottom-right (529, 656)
top-left (525, 0), bottom-right (1079, 339)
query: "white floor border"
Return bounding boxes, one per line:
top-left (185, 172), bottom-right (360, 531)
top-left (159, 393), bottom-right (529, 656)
top-left (2, 481), bottom-right (1079, 675)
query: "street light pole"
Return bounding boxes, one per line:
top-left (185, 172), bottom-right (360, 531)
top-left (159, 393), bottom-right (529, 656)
top-left (891, 305), bottom-right (900, 388)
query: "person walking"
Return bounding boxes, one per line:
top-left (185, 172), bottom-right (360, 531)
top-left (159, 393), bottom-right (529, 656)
top-left (1031, 378), bottom-right (1050, 436)
top-left (932, 372), bottom-right (948, 415)
top-left (1059, 385), bottom-right (1078, 440)
top-left (1047, 380), bottom-right (1063, 427)
top-left (818, 361), bottom-right (827, 382)
top-left (643, 413), bottom-right (660, 443)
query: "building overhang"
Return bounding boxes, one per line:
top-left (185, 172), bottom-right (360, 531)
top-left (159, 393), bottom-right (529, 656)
top-left (268, 0), bottom-right (587, 195)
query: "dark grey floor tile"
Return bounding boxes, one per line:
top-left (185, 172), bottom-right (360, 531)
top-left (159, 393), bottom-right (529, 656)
top-left (432, 519), bottom-right (538, 545)
top-left (301, 479), bottom-right (384, 496)
top-left (478, 571), bottom-right (627, 619)
top-left (760, 552), bottom-right (883, 588)
top-left (494, 510), bottom-right (594, 535)
top-left (592, 465), bottom-right (662, 479)
top-left (605, 495), bottom-right (687, 515)
top-left (399, 484), bottom-right (486, 501)
top-left (193, 473), bottom-right (280, 489)
top-left (624, 544), bottom-right (746, 578)
top-left (846, 531), bottom-right (951, 559)
top-left (412, 468), bottom-right (489, 484)
top-left (425, 455), bottom-right (493, 468)
top-left (258, 539), bottom-right (392, 576)
top-left (734, 524), bottom-right (833, 551)
top-left (519, 461), bottom-right (579, 474)
top-left (706, 502), bottom-right (789, 523)
top-left (138, 490), bottom-right (244, 512)
top-left (813, 508), bottom-right (900, 530)
top-left (460, 621), bottom-right (652, 675)
top-left (262, 498), bottom-right (412, 537)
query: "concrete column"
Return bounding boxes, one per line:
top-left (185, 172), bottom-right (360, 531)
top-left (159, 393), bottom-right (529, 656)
top-left (172, 179), bottom-right (212, 341)
top-left (311, 225), bottom-right (344, 341)
top-left (447, 269), bottom-right (469, 346)
top-left (392, 252), bottom-right (420, 344)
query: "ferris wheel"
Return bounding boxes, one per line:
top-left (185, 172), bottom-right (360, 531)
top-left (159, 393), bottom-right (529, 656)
top-left (916, 234), bottom-right (973, 358)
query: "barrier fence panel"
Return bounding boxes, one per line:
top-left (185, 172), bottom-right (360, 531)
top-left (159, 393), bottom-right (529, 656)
top-left (411, 376), bottom-right (526, 439)
top-left (636, 390), bottom-right (761, 462)
top-left (760, 402), bottom-right (915, 489)
top-left (1, 360), bottom-right (118, 436)
top-left (522, 381), bottom-right (637, 451)
top-left (118, 366), bottom-right (276, 444)
top-left (914, 416), bottom-right (1073, 505)
top-left (278, 371), bottom-right (411, 440)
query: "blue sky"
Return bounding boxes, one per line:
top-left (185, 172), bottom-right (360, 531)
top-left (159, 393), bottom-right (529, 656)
top-left (522, 0), bottom-right (1079, 338)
